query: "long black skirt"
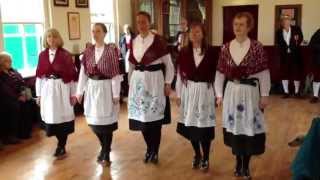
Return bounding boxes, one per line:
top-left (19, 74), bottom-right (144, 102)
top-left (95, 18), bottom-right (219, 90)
top-left (223, 128), bottom-right (266, 156)
top-left (40, 120), bottom-right (74, 137)
top-left (89, 122), bottom-right (118, 134)
top-left (129, 96), bottom-right (171, 132)
top-left (177, 123), bottom-right (215, 141)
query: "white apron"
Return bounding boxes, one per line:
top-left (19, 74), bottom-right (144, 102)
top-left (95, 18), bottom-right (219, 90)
top-left (179, 81), bottom-right (216, 127)
top-left (40, 79), bottom-right (75, 124)
top-left (84, 79), bottom-right (119, 125)
top-left (128, 70), bottom-right (165, 122)
top-left (222, 81), bottom-right (266, 136)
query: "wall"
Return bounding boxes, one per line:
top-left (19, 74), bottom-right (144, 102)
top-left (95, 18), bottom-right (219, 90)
top-left (47, 0), bottom-right (91, 53)
top-left (212, 0), bottom-right (320, 46)
top-left (116, 0), bottom-right (133, 35)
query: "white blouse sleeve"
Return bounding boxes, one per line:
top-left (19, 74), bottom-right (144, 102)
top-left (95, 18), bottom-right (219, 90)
top-left (250, 70), bottom-right (271, 97)
top-left (214, 71), bottom-right (226, 98)
top-left (70, 81), bottom-right (78, 97)
top-left (112, 75), bottom-right (123, 98)
top-left (76, 65), bottom-right (88, 96)
top-left (162, 54), bottom-right (175, 84)
top-left (35, 77), bottom-right (43, 97)
top-left (175, 72), bottom-right (182, 98)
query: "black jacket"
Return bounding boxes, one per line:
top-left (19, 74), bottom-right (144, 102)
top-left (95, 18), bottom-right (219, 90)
top-left (275, 26), bottom-right (304, 64)
top-left (309, 28), bottom-right (320, 65)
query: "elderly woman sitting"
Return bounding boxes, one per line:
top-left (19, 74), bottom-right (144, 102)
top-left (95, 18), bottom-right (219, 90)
top-left (0, 52), bottom-right (36, 146)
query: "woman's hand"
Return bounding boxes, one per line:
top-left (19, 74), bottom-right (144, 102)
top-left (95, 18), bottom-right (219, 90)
top-left (164, 84), bottom-right (172, 96)
top-left (216, 97), bottom-right (223, 107)
top-left (76, 94), bottom-right (83, 104)
top-left (113, 97), bottom-right (120, 105)
top-left (259, 96), bottom-right (268, 110)
top-left (36, 97), bottom-right (41, 106)
top-left (70, 96), bottom-right (78, 106)
top-left (176, 98), bottom-right (181, 106)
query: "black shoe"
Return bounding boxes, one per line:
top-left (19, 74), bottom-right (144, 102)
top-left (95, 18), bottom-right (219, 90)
top-left (234, 166), bottom-right (242, 177)
top-left (150, 153), bottom-right (159, 164)
top-left (294, 92), bottom-right (302, 98)
top-left (200, 159), bottom-right (209, 172)
top-left (0, 141), bottom-right (4, 150)
top-left (243, 169), bottom-right (252, 180)
top-left (54, 147), bottom-right (66, 159)
top-left (282, 93), bottom-right (290, 99)
top-left (144, 152), bottom-right (152, 163)
top-left (192, 156), bottom-right (201, 169)
top-left (310, 97), bottom-right (319, 104)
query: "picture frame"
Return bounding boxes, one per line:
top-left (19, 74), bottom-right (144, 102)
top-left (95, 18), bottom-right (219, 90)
top-left (75, 0), bottom-right (89, 8)
top-left (67, 12), bottom-right (81, 40)
top-left (54, 0), bottom-right (69, 7)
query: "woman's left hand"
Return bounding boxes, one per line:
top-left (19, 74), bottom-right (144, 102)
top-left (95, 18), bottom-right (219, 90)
top-left (70, 96), bottom-right (78, 106)
top-left (164, 84), bottom-right (172, 96)
top-left (259, 96), bottom-right (268, 110)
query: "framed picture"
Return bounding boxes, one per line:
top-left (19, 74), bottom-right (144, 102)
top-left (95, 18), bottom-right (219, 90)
top-left (54, 0), bottom-right (69, 7)
top-left (67, 12), bottom-right (81, 40)
top-left (275, 4), bottom-right (302, 30)
top-left (75, 0), bottom-right (89, 8)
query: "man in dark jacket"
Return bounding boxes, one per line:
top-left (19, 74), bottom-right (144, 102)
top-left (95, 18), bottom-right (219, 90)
top-left (275, 15), bottom-right (304, 98)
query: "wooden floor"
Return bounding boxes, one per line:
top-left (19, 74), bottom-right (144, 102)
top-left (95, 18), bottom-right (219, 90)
top-left (0, 95), bottom-right (318, 180)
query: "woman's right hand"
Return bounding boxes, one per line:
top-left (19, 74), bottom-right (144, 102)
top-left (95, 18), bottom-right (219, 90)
top-left (36, 97), bottom-right (41, 106)
top-left (76, 94), bottom-right (83, 104)
top-left (216, 97), bottom-right (223, 107)
top-left (176, 98), bottom-right (181, 107)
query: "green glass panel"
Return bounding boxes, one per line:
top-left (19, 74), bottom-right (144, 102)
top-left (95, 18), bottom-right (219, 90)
top-left (3, 37), bottom-right (24, 69)
top-left (24, 24), bottom-right (36, 34)
top-left (3, 24), bottom-right (19, 34)
top-left (26, 36), bottom-right (39, 68)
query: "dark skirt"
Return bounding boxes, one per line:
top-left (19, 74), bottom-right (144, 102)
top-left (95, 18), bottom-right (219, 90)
top-left (129, 96), bottom-right (171, 132)
top-left (89, 122), bottom-right (118, 134)
top-left (281, 53), bottom-right (303, 81)
top-left (177, 123), bottom-right (215, 141)
top-left (40, 120), bottom-right (74, 137)
top-left (223, 128), bottom-right (265, 156)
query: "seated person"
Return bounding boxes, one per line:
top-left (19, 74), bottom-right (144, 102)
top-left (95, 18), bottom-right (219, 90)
top-left (291, 117), bottom-right (320, 180)
top-left (0, 52), bottom-right (38, 144)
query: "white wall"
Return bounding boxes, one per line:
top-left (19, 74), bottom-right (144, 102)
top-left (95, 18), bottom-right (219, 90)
top-left (212, 0), bottom-right (320, 46)
top-left (47, 0), bottom-right (91, 53)
top-left (116, 0), bottom-right (132, 35)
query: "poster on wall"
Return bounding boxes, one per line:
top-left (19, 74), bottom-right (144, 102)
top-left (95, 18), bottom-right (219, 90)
top-left (75, 0), bottom-right (89, 8)
top-left (67, 12), bottom-right (81, 40)
top-left (54, 0), bottom-right (69, 7)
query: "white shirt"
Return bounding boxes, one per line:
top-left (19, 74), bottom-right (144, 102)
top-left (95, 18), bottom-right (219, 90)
top-left (133, 32), bottom-right (155, 62)
top-left (283, 27), bottom-right (291, 46)
top-left (94, 45), bottom-right (105, 64)
top-left (49, 48), bottom-right (57, 63)
top-left (229, 38), bottom-right (250, 66)
top-left (193, 48), bottom-right (204, 67)
top-left (125, 34), bottom-right (131, 45)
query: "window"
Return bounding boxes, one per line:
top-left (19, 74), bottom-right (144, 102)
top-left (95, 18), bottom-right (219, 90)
top-left (0, 0), bottom-right (44, 77)
top-left (90, 0), bottom-right (116, 43)
top-left (168, 0), bottom-right (181, 38)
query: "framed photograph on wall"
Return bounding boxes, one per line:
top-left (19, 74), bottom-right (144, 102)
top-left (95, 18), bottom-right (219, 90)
top-left (275, 4), bottom-right (302, 30)
top-left (75, 0), bottom-right (89, 8)
top-left (54, 0), bottom-right (69, 7)
top-left (67, 12), bottom-right (81, 40)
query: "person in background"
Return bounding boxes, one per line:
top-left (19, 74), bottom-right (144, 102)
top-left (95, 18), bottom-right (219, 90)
top-left (275, 15), bottom-right (304, 98)
top-left (215, 12), bottom-right (271, 179)
top-left (76, 23), bottom-right (122, 166)
top-left (36, 28), bottom-right (78, 159)
top-left (309, 28), bottom-right (320, 103)
top-left (176, 18), bottom-right (189, 52)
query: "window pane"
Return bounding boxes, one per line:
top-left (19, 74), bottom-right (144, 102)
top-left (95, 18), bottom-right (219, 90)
top-left (3, 24), bottom-right (19, 34)
top-left (25, 36), bottom-right (39, 68)
top-left (24, 24), bottom-right (36, 34)
top-left (4, 37), bottom-right (24, 69)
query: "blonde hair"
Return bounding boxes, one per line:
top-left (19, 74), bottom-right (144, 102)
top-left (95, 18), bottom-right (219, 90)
top-left (43, 28), bottom-right (64, 48)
